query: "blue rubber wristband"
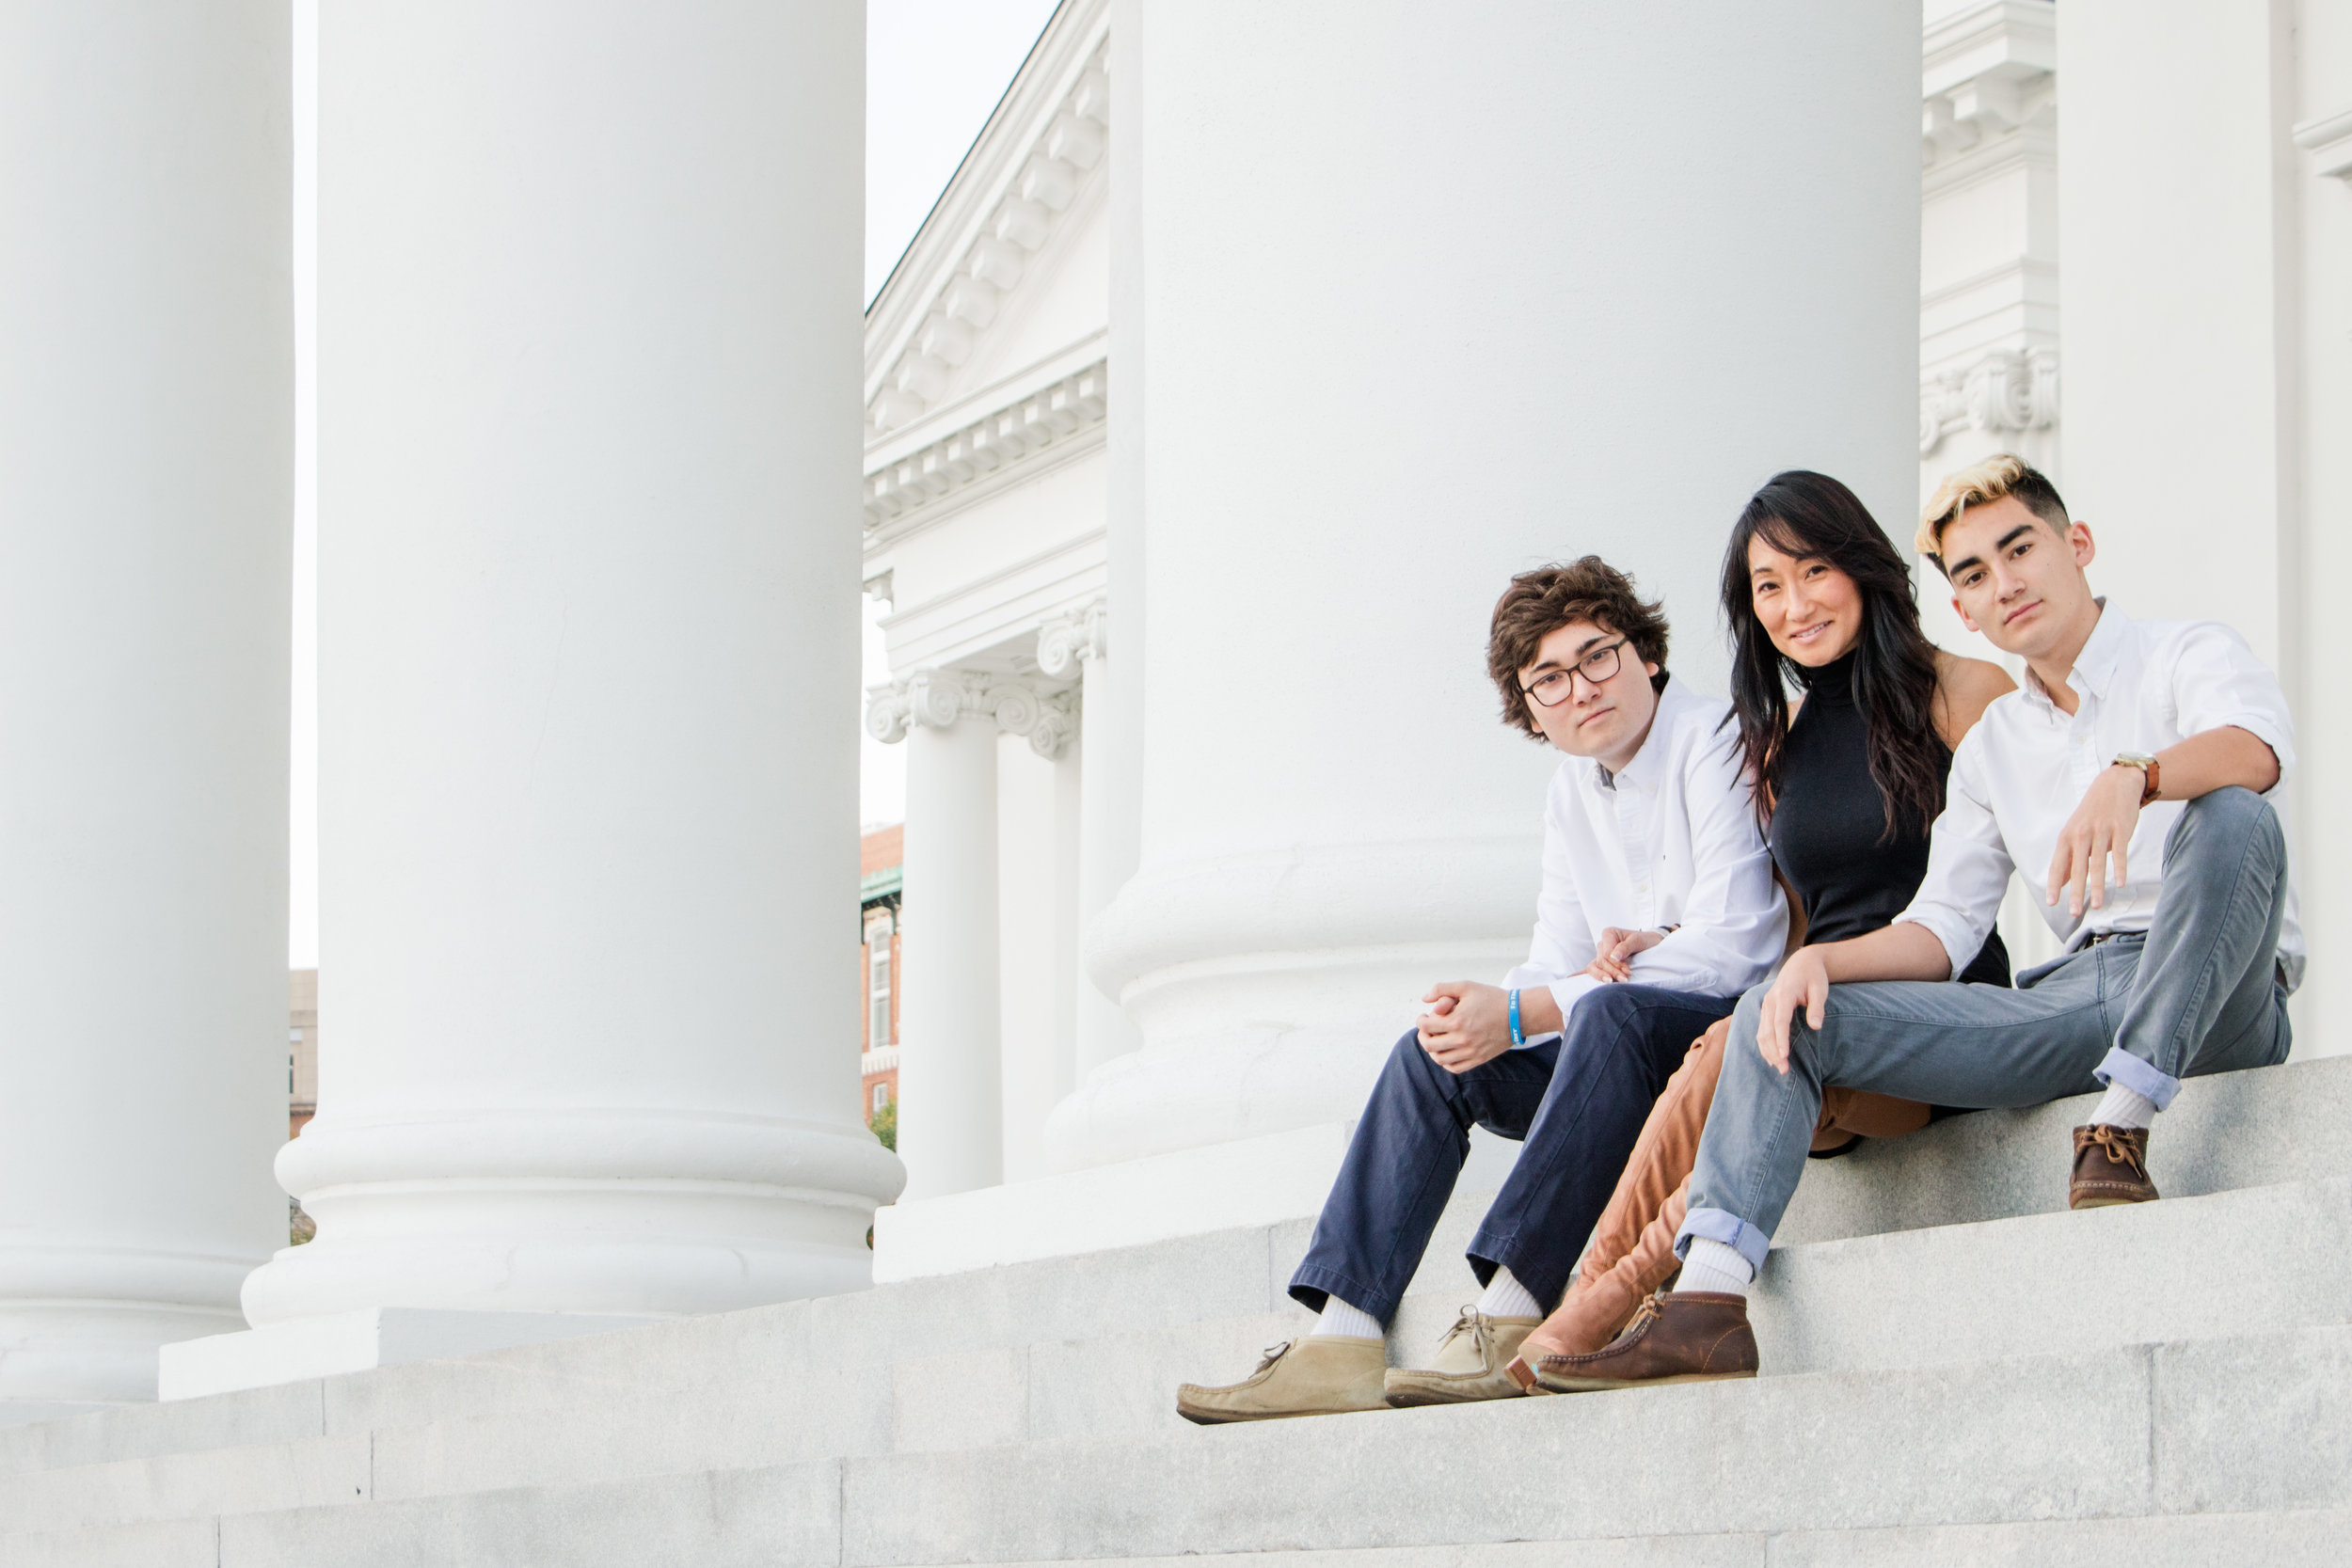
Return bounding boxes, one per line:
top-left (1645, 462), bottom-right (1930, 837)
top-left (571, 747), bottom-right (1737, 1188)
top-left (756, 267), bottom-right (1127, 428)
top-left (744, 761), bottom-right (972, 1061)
top-left (1507, 989), bottom-right (1524, 1047)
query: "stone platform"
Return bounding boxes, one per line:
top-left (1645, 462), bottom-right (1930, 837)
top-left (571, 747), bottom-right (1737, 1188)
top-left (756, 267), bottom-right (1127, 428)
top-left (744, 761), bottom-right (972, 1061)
top-left (5, 1056), bottom-right (2349, 1565)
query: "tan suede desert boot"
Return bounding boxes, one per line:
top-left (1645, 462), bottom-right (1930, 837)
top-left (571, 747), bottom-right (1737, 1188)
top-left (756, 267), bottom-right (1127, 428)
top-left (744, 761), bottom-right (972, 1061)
top-left (1176, 1336), bottom-right (1388, 1424)
top-left (1382, 1308), bottom-right (1542, 1407)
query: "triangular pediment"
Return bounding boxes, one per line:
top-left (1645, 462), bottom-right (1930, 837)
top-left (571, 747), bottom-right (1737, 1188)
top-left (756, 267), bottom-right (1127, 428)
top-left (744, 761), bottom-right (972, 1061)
top-left (863, 0), bottom-right (1109, 454)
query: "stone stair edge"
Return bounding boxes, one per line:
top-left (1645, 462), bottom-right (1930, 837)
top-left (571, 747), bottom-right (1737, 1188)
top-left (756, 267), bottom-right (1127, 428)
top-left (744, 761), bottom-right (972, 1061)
top-left (8, 1168), bottom-right (2344, 1488)
top-left (9, 1323), bottom-right (2351, 1559)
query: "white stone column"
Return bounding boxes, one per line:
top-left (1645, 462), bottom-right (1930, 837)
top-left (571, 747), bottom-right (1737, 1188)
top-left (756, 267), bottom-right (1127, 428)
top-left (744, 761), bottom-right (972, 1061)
top-left (242, 2), bottom-right (899, 1327)
top-left (1036, 601), bottom-right (1141, 1095)
top-left (869, 670), bottom-right (1076, 1198)
top-left (2055, 0), bottom-right (2324, 1050)
top-left (1059, 1), bottom-right (1919, 1173)
top-left (0, 4), bottom-right (292, 1412)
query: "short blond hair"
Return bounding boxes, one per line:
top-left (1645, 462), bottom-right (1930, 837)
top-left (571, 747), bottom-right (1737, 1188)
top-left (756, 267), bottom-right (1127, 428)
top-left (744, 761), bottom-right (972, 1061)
top-left (1915, 454), bottom-right (2072, 575)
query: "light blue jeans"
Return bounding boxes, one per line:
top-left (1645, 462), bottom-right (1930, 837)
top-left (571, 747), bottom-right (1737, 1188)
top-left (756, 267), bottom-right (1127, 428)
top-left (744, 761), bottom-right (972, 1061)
top-left (1680, 785), bottom-right (2293, 1272)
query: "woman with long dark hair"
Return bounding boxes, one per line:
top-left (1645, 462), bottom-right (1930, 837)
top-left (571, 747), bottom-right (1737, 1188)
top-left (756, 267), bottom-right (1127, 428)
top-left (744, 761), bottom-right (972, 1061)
top-left (1505, 470), bottom-right (2013, 1384)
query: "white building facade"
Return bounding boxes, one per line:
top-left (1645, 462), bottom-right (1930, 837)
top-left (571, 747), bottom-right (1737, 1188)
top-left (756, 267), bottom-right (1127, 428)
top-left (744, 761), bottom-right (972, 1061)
top-left (863, 0), bottom-right (2352, 1278)
top-left (0, 0), bottom-right (2345, 1418)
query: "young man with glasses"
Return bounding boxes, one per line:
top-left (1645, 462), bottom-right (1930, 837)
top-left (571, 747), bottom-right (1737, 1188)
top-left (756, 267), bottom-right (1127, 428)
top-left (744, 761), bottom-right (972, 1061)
top-left (1525, 456), bottom-right (2299, 1393)
top-left (1176, 556), bottom-right (1787, 1421)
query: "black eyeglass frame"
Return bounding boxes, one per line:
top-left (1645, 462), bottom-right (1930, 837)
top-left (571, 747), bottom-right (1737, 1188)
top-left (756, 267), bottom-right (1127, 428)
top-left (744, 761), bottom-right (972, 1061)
top-left (1519, 639), bottom-right (1629, 707)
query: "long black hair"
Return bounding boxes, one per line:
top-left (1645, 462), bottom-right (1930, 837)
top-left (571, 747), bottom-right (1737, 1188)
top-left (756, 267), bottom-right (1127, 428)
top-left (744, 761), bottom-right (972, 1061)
top-left (1720, 470), bottom-right (1946, 842)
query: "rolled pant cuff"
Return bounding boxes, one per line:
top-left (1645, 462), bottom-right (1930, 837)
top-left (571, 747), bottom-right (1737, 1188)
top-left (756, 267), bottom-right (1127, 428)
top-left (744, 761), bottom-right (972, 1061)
top-left (2094, 1045), bottom-right (2181, 1111)
top-left (1675, 1206), bottom-right (1771, 1276)
top-left (1286, 1264), bottom-right (1395, 1326)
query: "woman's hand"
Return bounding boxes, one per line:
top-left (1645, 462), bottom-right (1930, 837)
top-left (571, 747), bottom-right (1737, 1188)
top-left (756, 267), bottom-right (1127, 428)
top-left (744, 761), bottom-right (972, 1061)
top-left (1582, 927), bottom-right (1662, 982)
top-left (1416, 981), bottom-right (1516, 1074)
top-left (1754, 947), bottom-right (1830, 1075)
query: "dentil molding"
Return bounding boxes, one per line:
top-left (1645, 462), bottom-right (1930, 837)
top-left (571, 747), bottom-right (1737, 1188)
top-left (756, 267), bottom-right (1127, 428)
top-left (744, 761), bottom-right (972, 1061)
top-left (1920, 346), bottom-right (2058, 456)
top-left (865, 360), bottom-right (1105, 531)
top-left (865, 668), bottom-right (1077, 761)
top-left (866, 34), bottom-right (1109, 436)
top-left (1920, 0), bottom-right (2055, 171)
top-left (1035, 597), bottom-right (1107, 677)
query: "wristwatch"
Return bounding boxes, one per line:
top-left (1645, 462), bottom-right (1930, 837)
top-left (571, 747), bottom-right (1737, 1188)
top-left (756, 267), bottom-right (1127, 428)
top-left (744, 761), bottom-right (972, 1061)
top-left (2113, 752), bottom-right (2161, 806)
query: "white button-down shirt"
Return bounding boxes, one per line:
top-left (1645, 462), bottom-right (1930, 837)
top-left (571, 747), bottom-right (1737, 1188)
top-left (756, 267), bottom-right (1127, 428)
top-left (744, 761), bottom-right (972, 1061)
top-left (1501, 677), bottom-right (1788, 1041)
top-left (1897, 602), bottom-right (2303, 985)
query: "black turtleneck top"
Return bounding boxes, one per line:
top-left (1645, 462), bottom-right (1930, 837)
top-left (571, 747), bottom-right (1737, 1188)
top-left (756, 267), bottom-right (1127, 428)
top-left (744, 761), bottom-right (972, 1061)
top-left (1767, 650), bottom-right (2010, 987)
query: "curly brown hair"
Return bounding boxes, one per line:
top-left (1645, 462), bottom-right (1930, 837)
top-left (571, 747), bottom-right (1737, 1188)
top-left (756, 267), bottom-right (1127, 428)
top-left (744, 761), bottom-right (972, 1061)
top-left (1486, 557), bottom-right (1670, 740)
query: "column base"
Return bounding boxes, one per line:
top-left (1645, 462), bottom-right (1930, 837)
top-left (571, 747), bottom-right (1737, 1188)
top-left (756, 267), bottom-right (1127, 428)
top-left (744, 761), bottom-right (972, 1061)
top-left (158, 1307), bottom-right (659, 1402)
top-left (873, 1121), bottom-right (1523, 1281)
top-left (0, 1299), bottom-right (246, 1406)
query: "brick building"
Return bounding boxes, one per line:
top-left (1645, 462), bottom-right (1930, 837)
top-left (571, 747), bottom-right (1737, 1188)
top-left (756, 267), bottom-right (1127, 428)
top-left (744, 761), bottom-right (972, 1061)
top-left (860, 825), bottom-right (901, 1123)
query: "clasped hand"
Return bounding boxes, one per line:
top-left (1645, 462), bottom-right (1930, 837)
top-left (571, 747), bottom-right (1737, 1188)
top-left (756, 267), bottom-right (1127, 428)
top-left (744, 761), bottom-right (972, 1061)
top-left (1415, 981), bottom-right (1514, 1073)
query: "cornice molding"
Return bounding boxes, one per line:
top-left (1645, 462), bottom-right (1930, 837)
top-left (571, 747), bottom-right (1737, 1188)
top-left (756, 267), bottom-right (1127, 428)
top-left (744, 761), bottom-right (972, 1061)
top-left (865, 668), bottom-right (1078, 761)
top-left (2296, 106), bottom-right (2352, 182)
top-left (1921, 0), bottom-right (2055, 172)
top-left (1920, 346), bottom-right (2058, 456)
top-left (864, 0), bottom-right (1110, 436)
top-left (1036, 597), bottom-right (1106, 676)
top-left (865, 358), bottom-right (1106, 532)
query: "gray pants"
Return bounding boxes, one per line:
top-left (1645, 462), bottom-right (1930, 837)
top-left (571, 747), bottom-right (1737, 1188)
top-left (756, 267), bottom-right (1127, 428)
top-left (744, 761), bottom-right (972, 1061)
top-left (1681, 785), bottom-right (2293, 1272)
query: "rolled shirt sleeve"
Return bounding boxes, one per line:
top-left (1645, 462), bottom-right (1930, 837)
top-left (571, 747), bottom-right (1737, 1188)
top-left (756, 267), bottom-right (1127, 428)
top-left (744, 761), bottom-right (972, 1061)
top-left (2169, 622), bottom-right (2296, 787)
top-left (1893, 728), bottom-right (2014, 980)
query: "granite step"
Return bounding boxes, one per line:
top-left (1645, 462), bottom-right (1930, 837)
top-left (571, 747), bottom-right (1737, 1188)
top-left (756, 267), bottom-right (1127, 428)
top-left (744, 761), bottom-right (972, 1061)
top-left (3, 1054), bottom-right (2339, 1546)
top-left (10, 1323), bottom-right (2350, 1566)
top-left (3, 1173), bottom-right (2344, 1535)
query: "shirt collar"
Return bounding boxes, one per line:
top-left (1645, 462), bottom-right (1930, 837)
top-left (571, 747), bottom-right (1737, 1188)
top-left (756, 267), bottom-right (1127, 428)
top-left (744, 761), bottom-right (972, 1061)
top-left (1593, 677), bottom-right (1680, 791)
top-left (2023, 598), bottom-right (2123, 711)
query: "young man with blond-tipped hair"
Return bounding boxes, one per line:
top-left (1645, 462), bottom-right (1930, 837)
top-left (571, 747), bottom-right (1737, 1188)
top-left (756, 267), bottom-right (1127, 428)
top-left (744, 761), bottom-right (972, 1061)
top-left (1523, 455), bottom-right (2300, 1393)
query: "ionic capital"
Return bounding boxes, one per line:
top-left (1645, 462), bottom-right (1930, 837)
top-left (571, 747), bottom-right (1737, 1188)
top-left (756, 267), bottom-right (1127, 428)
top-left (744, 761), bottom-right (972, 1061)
top-left (865, 668), bottom-right (1078, 760)
top-left (1036, 597), bottom-right (1107, 678)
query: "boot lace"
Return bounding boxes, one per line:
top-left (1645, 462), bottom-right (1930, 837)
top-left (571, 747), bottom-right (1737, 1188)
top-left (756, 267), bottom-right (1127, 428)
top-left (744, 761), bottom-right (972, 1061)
top-left (1619, 1291), bottom-right (1667, 1340)
top-left (2085, 1124), bottom-right (2148, 1179)
top-left (1253, 1340), bottom-right (1294, 1375)
top-left (1441, 1307), bottom-right (1493, 1364)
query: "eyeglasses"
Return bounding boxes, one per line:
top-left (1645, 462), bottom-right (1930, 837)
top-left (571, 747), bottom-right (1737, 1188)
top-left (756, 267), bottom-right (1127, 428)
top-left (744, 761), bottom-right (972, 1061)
top-left (1520, 640), bottom-right (1628, 707)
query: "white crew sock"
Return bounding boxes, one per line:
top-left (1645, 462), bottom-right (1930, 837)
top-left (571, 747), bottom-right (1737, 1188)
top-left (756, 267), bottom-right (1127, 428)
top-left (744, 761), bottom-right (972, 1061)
top-left (2091, 1081), bottom-right (2158, 1131)
top-left (1311, 1295), bottom-right (1384, 1338)
top-left (1673, 1237), bottom-right (1755, 1298)
top-left (1474, 1265), bottom-right (1544, 1321)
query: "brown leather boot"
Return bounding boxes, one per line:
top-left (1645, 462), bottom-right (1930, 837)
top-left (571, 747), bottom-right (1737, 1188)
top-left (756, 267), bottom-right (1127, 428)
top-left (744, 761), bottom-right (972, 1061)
top-left (1518, 1292), bottom-right (1758, 1392)
top-left (2070, 1124), bottom-right (2158, 1209)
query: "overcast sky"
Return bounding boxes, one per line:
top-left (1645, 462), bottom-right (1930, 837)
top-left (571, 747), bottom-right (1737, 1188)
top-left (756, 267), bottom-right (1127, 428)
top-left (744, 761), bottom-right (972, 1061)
top-left (287, 1), bottom-right (1059, 965)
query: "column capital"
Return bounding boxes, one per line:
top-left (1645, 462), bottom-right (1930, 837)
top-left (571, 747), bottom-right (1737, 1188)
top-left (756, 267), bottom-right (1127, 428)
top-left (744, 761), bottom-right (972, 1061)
top-left (1035, 597), bottom-right (1107, 677)
top-left (866, 668), bottom-right (1077, 760)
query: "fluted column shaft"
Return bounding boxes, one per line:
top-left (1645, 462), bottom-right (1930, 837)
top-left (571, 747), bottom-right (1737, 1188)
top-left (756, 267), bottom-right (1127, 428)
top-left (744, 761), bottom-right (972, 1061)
top-left (0, 3), bottom-right (292, 1409)
top-left (243, 1), bottom-right (899, 1326)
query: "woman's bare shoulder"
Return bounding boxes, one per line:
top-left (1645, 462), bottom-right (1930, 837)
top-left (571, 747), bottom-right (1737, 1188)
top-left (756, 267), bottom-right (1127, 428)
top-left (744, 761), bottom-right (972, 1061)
top-left (1931, 650), bottom-right (2015, 745)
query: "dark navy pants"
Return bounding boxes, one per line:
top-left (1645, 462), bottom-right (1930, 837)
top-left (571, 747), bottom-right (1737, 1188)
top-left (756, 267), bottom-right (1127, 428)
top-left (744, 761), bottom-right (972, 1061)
top-left (1288, 984), bottom-right (1738, 1323)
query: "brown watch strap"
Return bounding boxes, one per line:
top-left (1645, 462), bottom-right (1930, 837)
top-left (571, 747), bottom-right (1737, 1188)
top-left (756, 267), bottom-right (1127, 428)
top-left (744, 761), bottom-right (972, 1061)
top-left (2139, 756), bottom-right (2160, 805)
